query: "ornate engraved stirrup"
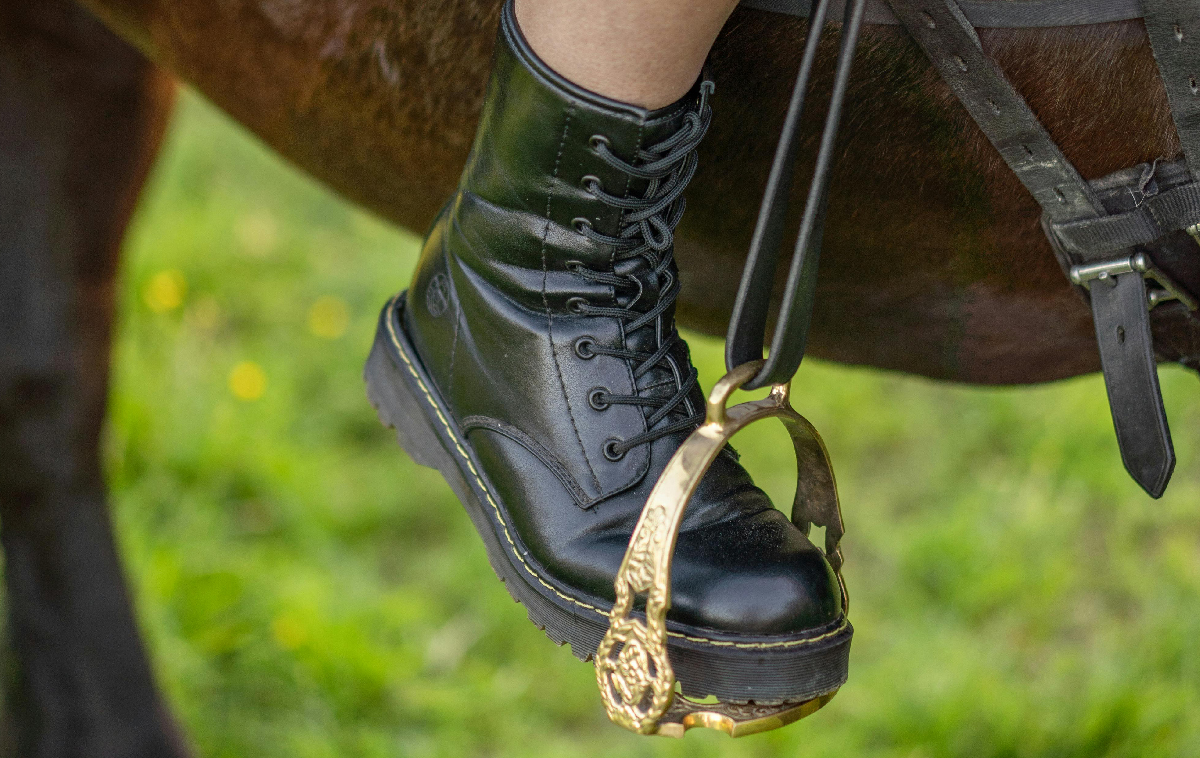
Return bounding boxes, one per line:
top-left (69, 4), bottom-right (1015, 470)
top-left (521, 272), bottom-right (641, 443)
top-left (593, 0), bottom-right (866, 734)
top-left (594, 360), bottom-right (848, 737)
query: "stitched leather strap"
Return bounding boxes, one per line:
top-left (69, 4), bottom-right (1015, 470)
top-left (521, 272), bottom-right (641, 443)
top-left (741, 0), bottom-right (1145, 28)
top-left (884, 0), bottom-right (1175, 495)
top-left (883, 0), bottom-right (1104, 224)
top-left (1089, 273), bottom-right (1174, 495)
top-left (1143, 0), bottom-right (1200, 170)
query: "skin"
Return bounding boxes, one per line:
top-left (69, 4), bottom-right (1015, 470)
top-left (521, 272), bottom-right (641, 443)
top-left (514, 0), bottom-right (742, 108)
top-left (73, 0), bottom-right (1200, 384)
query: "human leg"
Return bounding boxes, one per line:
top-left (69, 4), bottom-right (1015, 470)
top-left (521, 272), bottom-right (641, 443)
top-left (366, 0), bottom-right (850, 717)
top-left (514, 0), bottom-right (741, 108)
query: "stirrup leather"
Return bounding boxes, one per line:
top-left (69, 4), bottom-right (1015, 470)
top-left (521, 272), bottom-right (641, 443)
top-left (594, 361), bottom-right (848, 736)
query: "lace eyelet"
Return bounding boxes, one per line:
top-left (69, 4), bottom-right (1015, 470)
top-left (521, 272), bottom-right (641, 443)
top-left (566, 296), bottom-right (589, 314)
top-left (589, 135), bottom-right (610, 151)
top-left (564, 260), bottom-right (583, 272)
top-left (574, 337), bottom-right (596, 359)
top-left (572, 217), bottom-right (593, 234)
top-left (580, 174), bottom-right (602, 193)
top-left (602, 438), bottom-right (625, 461)
top-left (588, 387), bottom-right (610, 411)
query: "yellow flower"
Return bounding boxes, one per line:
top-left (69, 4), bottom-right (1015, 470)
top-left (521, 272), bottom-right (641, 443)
top-left (229, 361), bottom-right (267, 401)
top-left (143, 270), bottom-right (187, 313)
top-left (308, 295), bottom-right (350, 339)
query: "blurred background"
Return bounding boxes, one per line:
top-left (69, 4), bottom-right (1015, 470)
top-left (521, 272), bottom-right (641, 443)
top-left (57, 87), bottom-right (1200, 756)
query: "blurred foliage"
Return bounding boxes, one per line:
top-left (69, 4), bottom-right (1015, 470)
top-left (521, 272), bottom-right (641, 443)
top-left (96, 90), bottom-right (1200, 757)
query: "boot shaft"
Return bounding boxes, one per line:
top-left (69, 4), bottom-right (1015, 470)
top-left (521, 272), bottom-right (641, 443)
top-left (405, 1), bottom-right (713, 503)
top-left (449, 3), bottom-right (709, 311)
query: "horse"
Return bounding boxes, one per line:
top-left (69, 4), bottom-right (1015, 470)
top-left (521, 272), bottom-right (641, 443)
top-left (2, 0), bottom-right (1197, 753)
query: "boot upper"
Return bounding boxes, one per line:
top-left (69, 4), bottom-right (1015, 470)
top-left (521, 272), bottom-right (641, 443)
top-left (403, 4), bottom-right (843, 635)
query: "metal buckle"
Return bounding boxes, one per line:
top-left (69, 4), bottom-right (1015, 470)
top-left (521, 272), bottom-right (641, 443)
top-left (594, 360), bottom-right (847, 736)
top-left (1070, 252), bottom-right (1199, 310)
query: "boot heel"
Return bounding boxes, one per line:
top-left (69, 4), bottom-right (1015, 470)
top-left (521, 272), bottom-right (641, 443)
top-left (364, 329), bottom-right (445, 471)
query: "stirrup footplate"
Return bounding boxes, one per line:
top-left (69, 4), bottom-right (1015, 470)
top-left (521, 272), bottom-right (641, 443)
top-left (594, 361), bottom-right (848, 735)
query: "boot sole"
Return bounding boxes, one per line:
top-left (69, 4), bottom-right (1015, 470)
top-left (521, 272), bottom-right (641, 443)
top-left (364, 293), bottom-right (852, 704)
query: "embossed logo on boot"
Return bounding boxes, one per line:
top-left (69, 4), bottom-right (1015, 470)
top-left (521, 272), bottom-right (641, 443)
top-left (425, 273), bottom-right (451, 318)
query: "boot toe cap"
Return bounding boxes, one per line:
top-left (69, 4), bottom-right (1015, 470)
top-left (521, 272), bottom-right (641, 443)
top-left (666, 511), bottom-right (844, 636)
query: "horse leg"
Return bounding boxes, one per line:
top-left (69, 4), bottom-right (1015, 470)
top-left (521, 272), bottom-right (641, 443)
top-left (0, 2), bottom-right (186, 756)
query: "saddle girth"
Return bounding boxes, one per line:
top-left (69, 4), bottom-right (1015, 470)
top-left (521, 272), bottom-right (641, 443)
top-left (883, 0), bottom-right (1200, 497)
top-left (732, 0), bottom-right (1200, 497)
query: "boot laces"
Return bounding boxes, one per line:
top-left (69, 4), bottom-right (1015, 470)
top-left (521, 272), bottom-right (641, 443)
top-left (570, 81), bottom-right (715, 459)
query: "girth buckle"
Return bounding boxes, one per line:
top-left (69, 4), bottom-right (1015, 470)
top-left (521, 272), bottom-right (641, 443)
top-left (1069, 252), bottom-right (1199, 311)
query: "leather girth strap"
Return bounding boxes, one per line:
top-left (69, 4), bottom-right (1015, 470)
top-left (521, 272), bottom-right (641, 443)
top-left (1144, 0), bottom-right (1200, 170)
top-left (881, 0), bottom-right (1200, 497)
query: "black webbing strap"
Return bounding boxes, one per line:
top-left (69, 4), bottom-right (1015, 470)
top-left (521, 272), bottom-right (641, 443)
top-left (740, 0), bottom-right (1146, 28)
top-left (885, 0), bottom-right (1176, 496)
top-left (1050, 179), bottom-right (1200, 256)
top-left (725, 0), bottom-right (870, 388)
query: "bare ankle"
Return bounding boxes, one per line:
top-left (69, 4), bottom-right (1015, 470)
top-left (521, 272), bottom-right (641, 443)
top-left (513, 0), bottom-right (739, 109)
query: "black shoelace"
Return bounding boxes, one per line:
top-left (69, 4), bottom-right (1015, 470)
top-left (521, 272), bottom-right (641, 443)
top-left (569, 81), bottom-right (715, 461)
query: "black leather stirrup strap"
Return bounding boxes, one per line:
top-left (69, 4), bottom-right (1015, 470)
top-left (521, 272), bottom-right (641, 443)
top-left (725, 0), bottom-right (869, 389)
top-left (885, 0), bottom-right (1176, 497)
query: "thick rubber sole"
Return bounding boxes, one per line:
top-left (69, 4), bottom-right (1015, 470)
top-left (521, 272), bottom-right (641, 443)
top-left (364, 293), bottom-right (852, 704)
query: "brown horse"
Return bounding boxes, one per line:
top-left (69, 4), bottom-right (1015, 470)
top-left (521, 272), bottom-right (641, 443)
top-left (2, 0), bottom-right (1197, 754)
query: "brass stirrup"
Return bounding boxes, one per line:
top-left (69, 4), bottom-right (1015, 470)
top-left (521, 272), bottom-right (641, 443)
top-left (593, 360), bottom-right (848, 737)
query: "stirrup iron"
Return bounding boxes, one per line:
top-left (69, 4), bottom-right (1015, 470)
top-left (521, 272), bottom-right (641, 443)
top-left (595, 0), bottom-right (867, 733)
top-left (594, 361), bottom-right (848, 736)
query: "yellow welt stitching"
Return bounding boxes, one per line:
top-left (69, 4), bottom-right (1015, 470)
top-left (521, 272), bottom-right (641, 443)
top-left (381, 296), bottom-right (848, 650)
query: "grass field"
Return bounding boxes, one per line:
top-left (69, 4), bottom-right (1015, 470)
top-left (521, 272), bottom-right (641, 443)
top-left (99, 89), bottom-right (1200, 757)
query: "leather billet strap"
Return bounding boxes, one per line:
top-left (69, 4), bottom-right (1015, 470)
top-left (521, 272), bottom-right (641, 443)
top-left (725, 0), bottom-right (870, 388)
top-left (882, 0), bottom-right (1189, 496)
top-left (742, 0), bottom-right (1145, 28)
top-left (1088, 271), bottom-right (1175, 492)
top-left (883, 0), bottom-right (1104, 222)
top-left (1143, 0), bottom-right (1200, 170)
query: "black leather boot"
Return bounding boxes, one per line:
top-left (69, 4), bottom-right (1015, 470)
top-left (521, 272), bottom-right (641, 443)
top-left (365, 1), bottom-right (850, 703)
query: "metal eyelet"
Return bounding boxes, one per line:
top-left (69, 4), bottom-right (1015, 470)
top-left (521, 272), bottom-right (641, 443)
top-left (581, 174), bottom-right (602, 193)
top-left (574, 336), bottom-right (596, 359)
top-left (602, 438), bottom-right (626, 461)
top-left (572, 217), bottom-right (593, 234)
top-left (588, 387), bottom-right (611, 411)
top-left (564, 260), bottom-right (583, 272)
top-left (566, 296), bottom-right (589, 314)
top-left (589, 135), bottom-right (610, 151)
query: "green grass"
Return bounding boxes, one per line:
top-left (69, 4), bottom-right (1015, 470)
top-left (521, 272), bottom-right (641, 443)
top-left (102, 89), bottom-right (1200, 757)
